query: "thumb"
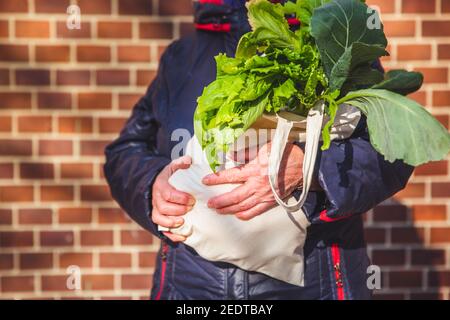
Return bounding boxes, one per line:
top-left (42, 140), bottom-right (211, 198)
top-left (170, 156), bottom-right (192, 174)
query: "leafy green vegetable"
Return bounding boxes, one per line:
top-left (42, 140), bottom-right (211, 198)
top-left (195, 0), bottom-right (449, 171)
top-left (338, 89), bottom-right (450, 166)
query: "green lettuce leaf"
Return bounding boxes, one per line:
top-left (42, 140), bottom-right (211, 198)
top-left (338, 89), bottom-right (450, 166)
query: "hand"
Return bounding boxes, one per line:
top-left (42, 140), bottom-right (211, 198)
top-left (151, 156), bottom-right (195, 242)
top-left (202, 143), bottom-right (304, 220)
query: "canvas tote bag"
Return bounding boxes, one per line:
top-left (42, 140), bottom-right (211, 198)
top-left (158, 101), bottom-right (361, 286)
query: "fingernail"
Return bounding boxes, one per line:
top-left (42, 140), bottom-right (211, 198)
top-left (188, 198), bottom-right (195, 206)
top-left (207, 200), bottom-right (214, 208)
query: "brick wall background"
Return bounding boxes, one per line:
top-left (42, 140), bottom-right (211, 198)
top-left (0, 0), bottom-right (448, 300)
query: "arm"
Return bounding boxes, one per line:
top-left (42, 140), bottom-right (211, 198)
top-left (303, 116), bottom-right (414, 224)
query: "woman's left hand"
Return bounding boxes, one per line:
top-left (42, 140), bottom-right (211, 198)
top-left (202, 143), bottom-right (304, 220)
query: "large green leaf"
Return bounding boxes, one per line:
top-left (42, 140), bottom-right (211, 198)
top-left (338, 89), bottom-right (450, 166)
top-left (329, 42), bottom-right (388, 91)
top-left (311, 0), bottom-right (387, 77)
top-left (372, 70), bottom-right (424, 96)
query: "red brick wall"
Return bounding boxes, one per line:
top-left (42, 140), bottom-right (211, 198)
top-left (0, 0), bottom-right (448, 300)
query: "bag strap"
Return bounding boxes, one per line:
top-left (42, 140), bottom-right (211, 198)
top-left (268, 101), bottom-right (325, 213)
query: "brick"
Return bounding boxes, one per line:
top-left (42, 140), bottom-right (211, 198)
top-left (35, 0), bottom-right (70, 13)
top-left (41, 275), bottom-right (70, 291)
top-left (364, 227), bottom-right (386, 244)
top-left (412, 205), bottom-right (447, 221)
top-left (438, 44), bottom-right (450, 59)
top-left (81, 230), bottom-right (113, 246)
top-left (98, 208), bottom-right (130, 224)
top-left (121, 230), bottom-right (153, 245)
top-left (139, 252), bottom-right (157, 267)
top-left (0, 68), bottom-right (9, 84)
top-left (57, 21), bottom-right (91, 38)
top-left (40, 185), bottom-right (74, 202)
top-left (390, 271), bottom-right (423, 288)
top-left (39, 140), bottom-right (73, 156)
top-left (100, 252), bottom-right (132, 268)
top-left (428, 271), bottom-right (450, 287)
top-left (77, 0), bottom-right (111, 14)
top-left (411, 249), bottom-right (446, 266)
top-left (408, 91), bottom-right (425, 105)
top-left (16, 69), bottom-right (50, 86)
top-left (58, 207), bottom-right (92, 224)
top-left (58, 116), bottom-right (93, 134)
top-left (366, 0), bottom-right (396, 13)
top-left (414, 67), bottom-right (448, 84)
top-left (99, 117), bottom-right (128, 133)
top-left (81, 185), bottom-right (112, 202)
top-left (121, 274), bottom-right (151, 290)
top-left (78, 92), bottom-right (112, 110)
top-left (383, 20), bottom-right (416, 37)
top-left (20, 162), bottom-right (54, 179)
top-left (40, 231), bottom-right (74, 246)
top-left (402, 0), bottom-right (436, 13)
top-left (423, 21), bottom-right (450, 37)
top-left (139, 22), bottom-right (173, 39)
top-left (36, 45), bottom-right (70, 62)
top-left (0, 231), bottom-right (33, 247)
top-left (0, 163), bottom-right (13, 178)
top-left (96, 70), bottom-right (130, 86)
top-left (98, 22), bottom-right (132, 39)
top-left (0, 209), bottom-right (12, 225)
top-left (372, 249), bottom-right (406, 266)
top-left (433, 90), bottom-right (450, 107)
top-left (59, 252), bottom-right (93, 268)
top-left (373, 205), bottom-right (408, 222)
top-left (391, 227), bottom-right (426, 244)
top-left (119, 93), bottom-right (142, 109)
top-left (15, 20), bottom-right (49, 38)
top-left (0, 44), bottom-right (28, 61)
top-left (0, 92), bottom-right (32, 109)
top-left (0, 0), bottom-right (28, 12)
top-left (0, 253), bottom-right (13, 269)
top-left (77, 45), bottom-right (111, 62)
top-left (444, 0), bottom-right (450, 12)
top-left (1, 276), bottom-right (34, 292)
top-left (415, 161), bottom-right (447, 176)
top-left (0, 116), bottom-right (12, 132)
top-left (410, 292), bottom-right (444, 300)
top-left (38, 92), bottom-right (72, 109)
top-left (61, 163), bottom-right (93, 179)
top-left (136, 70), bottom-right (156, 86)
top-left (56, 70), bottom-right (90, 86)
top-left (18, 116), bottom-right (53, 133)
top-left (159, 0), bottom-right (193, 15)
top-left (430, 227), bottom-right (450, 243)
top-left (18, 208), bottom-right (53, 225)
top-left (180, 22), bottom-right (195, 37)
top-left (394, 183), bottom-right (425, 199)
top-left (0, 20), bottom-right (8, 37)
top-left (435, 114), bottom-right (449, 129)
top-left (118, 0), bottom-right (152, 15)
top-left (20, 253), bottom-right (53, 269)
top-left (80, 140), bottom-right (110, 156)
top-left (397, 45), bottom-right (432, 61)
top-left (431, 183), bottom-right (450, 197)
top-left (118, 45), bottom-right (151, 62)
top-left (0, 139), bottom-right (32, 156)
top-left (0, 186), bottom-right (34, 202)
top-left (373, 293), bottom-right (405, 300)
top-left (82, 275), bottom-right (114, 290)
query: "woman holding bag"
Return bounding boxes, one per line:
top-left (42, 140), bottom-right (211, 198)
top-left (104, 0), bottom-right (413, 300)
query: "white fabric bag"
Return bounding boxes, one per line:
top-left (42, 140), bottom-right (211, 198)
top-left (159, 101), bottom-right (361, 286)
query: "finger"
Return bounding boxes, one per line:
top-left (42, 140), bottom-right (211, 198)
top-left (162, 232), bottom-right (186, 243)
top-left (235, 202), bottom-right (275, 221)
top-left (155, 198), bottom-right (193, 216)
top-left (215, 195), bottom-right (259, 214)
top-left (160, 186), bottom-right (195, 206)
top-left (152, 209), bottom-right (184, 228)
top-left (202, 164), bottom-right (259, 185)
top-left (169, 156), bottom-right (192, 174)
top-left (208, 184), bottom-right (255, 209)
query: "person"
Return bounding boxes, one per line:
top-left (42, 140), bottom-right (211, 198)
top-left (104, 0), bottom-right (413, 300)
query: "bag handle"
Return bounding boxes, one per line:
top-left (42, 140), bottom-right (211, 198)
top-left (268, 101), bottom-right (325, 213)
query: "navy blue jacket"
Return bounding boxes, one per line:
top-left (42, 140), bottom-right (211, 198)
top-left (104, 1), bottom-right (413, 300)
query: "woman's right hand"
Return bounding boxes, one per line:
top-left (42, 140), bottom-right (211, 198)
top-left (151, 156), bottom-right (195, 242)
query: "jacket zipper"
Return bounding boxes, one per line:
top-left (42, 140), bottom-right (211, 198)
top-left (154, 242), bottom-right (169, 300)
top-left (331, 243), bottom-right (345, 300)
